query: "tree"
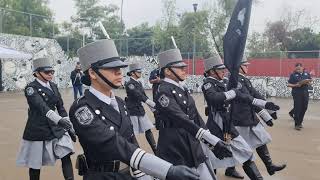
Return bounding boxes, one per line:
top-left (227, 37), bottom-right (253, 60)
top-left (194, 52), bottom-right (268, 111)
top-left (0, 0), bottom-right (58, 38)
top-left (178, 10), bottom-right (210, 58)
top-left (153, 0), bottom-right (179, 52)
top-left (72, 0), bottom-right (123, 41)
top-left (126, 23), bottom-right (154, 56)
top-left (287, 28), bottom-right (320, 58)
top-left (202, 0), bottom-right (237, 57)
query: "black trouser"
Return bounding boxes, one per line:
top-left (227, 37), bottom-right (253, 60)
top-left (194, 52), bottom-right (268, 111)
top-left (29, 154), bottom-right (74, 180)
top-left (292, 89), bottom-right (309, 126)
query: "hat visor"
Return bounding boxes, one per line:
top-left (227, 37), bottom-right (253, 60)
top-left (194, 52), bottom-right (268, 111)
top-left (170, 61), bottom-right (187, 68)
top-left (135, 69), bottom-right (142, 73)
top-left (33, 67), bottom-right (54, 72)
top-left (242, 61), bottom-right (250, 65)
top-left (99, 60), bottom-right (128, 69)
top-left (216, 64), bottom-right (226, 69)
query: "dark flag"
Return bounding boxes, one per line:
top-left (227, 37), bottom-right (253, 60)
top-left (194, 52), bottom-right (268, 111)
top-left (224, 0), bottom-right (253, 89)
top-left (223, 0), bottom-right (253, 139)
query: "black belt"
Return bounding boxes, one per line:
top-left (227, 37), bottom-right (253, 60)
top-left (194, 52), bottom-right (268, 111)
top-left (88, 161), bottom-right (120, 172)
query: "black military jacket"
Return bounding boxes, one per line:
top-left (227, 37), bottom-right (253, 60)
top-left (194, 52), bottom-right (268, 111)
top-left (125, 78), bottom-right (149, 116)
top-left (202, 77), bottom-right (239, 140)
top-left (155, 79), bottom-right (206, 168)
top-left (232, 74), bottom-right (264, 127)
top-left (288, 71), bottom-right (312, 93)
top-left (23, 80), bottom-right (67, 141)
top-left (69, 90), bottom-right (138, 172)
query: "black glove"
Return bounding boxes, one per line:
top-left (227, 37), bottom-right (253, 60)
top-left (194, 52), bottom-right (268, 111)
top-left (213, 141), bottom-right (233, 160)
top-left (270, 112), bottom-right (278, 120)
top-left (68, 129), bottom-right (77, 142)
top-left (166, 165), bottom-right (200, 180)
top-left (234, 89), bottom-right (253, 104)
top-left (265, 102), bottom-right (280, 111)
top-left (265, 120), bottom-right (274, 127)
top-left (58, 117), bottom-right (72, 130)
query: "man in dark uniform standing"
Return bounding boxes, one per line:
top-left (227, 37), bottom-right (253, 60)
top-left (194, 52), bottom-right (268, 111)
top-left (232, 58), bottom-right (286, 177)
top-left (156, 48), bottom-right (233, 180)
top-left (69, 39), bottom-right (200, 180)
top-left (288, 63), bottom-right (312, 130)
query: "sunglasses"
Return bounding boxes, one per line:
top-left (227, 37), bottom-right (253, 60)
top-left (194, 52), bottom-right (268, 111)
top-left (42, 70), bottom-right (55, 75)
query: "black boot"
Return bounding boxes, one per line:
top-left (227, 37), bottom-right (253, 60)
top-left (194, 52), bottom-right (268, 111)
top-left (243, 160), bottom-right (263, 180)
top-left (29, 168), bottom-right (40, 180)
top-left (225, 167), bottom-right (244, 179)
top-left (256, 145), bottom-right (286, 175)
top-left (145, 129), bottom-right (157, 154)
top-left (61, 154), bottom-right (74, 180)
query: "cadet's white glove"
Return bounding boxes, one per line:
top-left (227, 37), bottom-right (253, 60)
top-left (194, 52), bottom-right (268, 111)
top-left (146, 99), bottom-right (156, 108)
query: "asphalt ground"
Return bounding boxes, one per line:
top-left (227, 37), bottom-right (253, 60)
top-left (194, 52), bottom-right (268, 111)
top-left (0, 88), bottom-right (319, 180)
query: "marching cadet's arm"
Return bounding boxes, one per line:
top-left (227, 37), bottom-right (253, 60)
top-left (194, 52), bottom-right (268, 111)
top-left (127, 83), bottom-right (155, 108)
top-left (202, 82), bottom-right (235, 104)
top-left (53, 84), bottom-right (68, 117)
top-left (69, 105), bottom-right (193, 180)
top-left (25, 85), bottom-right (64, 125)
top-left (156, 91), bottom-right (220, 146)
top-left (127, 83), bottom-right (149, 102)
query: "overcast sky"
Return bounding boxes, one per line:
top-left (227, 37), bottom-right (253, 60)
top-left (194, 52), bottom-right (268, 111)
top-left (49, 0), bottom-right (320, 33)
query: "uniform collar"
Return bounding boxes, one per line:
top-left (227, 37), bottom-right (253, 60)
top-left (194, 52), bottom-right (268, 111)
top-left (207, 76), bottom-right (223, 83)
top-left (239, 73), bottom-right (246, 78)
top-left (163, 77), bottom-right (185, 90)
top-left (89, 86), bottom-right (116, 105)
top-left (130, 77), bottom-right (140, 83)
top-left (36, 78), bottom-right (51, 89)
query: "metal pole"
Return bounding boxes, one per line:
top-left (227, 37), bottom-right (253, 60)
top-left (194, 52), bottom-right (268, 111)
top-left (193, 35), bottom-right (195, 75)
top-left (152, 39), bottom-right (155, 57)
top-left (120, 0), bottom-right (124, 57)
top-left (0, 9), bottom-right (3, 33)
top-left (67, 36), bottom-right (70, 53)
top-left (82, 34), bottom-right (85, 47)
top-left (52, 20), bottom-right (55, 38)
top-left (126, 37), bottom-right (129, 57)
top-left (29, 15), bottom-right (32, 36)
top-left (192, 3), bottom-right (198, 75)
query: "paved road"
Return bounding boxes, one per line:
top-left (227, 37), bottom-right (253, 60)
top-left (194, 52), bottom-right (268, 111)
top-left (0, 88), bottom-right (319, 180)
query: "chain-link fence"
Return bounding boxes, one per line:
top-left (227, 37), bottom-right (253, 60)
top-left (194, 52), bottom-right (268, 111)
top-left (0, 7), bottom-right (55, 38)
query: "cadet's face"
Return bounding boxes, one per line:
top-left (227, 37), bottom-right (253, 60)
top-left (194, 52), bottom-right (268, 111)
top-left (135, 72), bottom-right (142, 78)
top-left (240, 64), bottom-right (249, 74)
top-left (99, 68), bottom-right (123, 87)
top-left (171, 66), bottom-right (187, 80)
top-left (295, 66), bottom-right (303, 73)
top-left (37, 71), bottom-right (54, 81)
top-left (215, 68), bottom-right (226, 79)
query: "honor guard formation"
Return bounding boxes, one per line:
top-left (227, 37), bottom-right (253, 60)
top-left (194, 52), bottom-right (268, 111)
top-left (17, 0), bottom-right (313, 179)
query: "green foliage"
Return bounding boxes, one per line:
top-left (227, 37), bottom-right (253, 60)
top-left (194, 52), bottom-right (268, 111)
top-left (0, 0), bottom-right (58, 37)
top-left (126, 23), bottom-right (154, 56)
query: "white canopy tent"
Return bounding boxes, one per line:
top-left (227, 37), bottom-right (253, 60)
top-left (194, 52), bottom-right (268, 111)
top-left (0, 46), bottom-right (32, 91)
top-left (0, 46), bottom-right (32, 59)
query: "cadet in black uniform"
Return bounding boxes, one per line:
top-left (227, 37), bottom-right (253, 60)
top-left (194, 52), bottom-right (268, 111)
top-left (69, 39), bottom-right (200, 180)
top-left (156, 48), bottom-right (233, 180)
top-left (202, 55), bottom-right (263, 180)
top-left (125, 63), bottom-right (157, 153)
top-left (16, 58), bottom-right (75, 180)
top-left (288, 63), bottom-right (312, 130)
top-left (232, 58), bottom-right (286, 176)
top-left (149, 66), bottom-right (161, 100)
